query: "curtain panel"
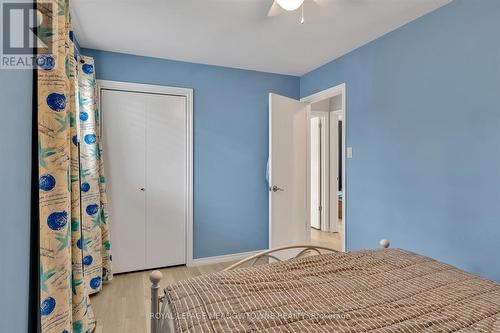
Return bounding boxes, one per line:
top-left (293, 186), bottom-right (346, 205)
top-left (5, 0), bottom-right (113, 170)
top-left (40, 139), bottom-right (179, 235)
top-left (77, 55), bottom-right (113, 293)
top-left (37, 1), bottom-right (111, 332)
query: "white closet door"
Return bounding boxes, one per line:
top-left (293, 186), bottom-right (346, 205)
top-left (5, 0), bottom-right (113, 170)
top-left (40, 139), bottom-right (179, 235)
top-left (145, 94), bottom-right (187, 268)
top-left (102, 90), bottom-right (147, 274)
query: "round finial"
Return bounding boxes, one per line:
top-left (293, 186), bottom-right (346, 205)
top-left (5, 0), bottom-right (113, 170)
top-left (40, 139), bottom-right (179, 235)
top-left (379, 239), bottom-right (390, 249)
top-left (150, 270), bottom-right (163, 285)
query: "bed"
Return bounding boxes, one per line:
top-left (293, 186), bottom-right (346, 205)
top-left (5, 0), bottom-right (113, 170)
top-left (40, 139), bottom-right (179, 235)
top-left (150, 241), bottom-right (500, 332)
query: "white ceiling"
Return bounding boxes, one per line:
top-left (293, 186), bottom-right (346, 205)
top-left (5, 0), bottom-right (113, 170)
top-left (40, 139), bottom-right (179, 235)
top-left (72, 0), bottom-right (451, 76)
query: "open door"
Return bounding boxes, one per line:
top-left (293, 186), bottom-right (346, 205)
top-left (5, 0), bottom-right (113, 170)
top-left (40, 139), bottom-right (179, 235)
top-left (269, 93), bottom-right (310, 250)
top-left (329, 112), bottom-right (340, 233)
top-left (310, 116), bottom-right (322, 230)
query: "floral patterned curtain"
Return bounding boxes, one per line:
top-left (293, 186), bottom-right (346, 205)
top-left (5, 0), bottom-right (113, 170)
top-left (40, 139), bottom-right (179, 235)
top-left (37, 1), bottom-right (111, 331)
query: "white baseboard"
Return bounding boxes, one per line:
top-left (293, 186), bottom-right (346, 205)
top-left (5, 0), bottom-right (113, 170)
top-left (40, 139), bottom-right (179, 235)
top-left (188, 249), bottom-right (266, 267)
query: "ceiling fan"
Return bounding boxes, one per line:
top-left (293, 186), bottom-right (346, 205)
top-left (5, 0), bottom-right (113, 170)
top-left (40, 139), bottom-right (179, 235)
top-left (267, 0), bottom-right (333, 23)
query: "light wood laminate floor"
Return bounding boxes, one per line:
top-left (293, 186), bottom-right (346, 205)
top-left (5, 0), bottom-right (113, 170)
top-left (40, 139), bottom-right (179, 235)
top-left (91, 227), bottom-right (343, 332)
top-left (310, 225), bottom-right (343, 251)
top-left (91, 262), bottom-right (233, 333)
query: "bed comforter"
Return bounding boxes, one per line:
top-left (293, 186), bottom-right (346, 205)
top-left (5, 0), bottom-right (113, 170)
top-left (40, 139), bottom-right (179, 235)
top-left (165, 249), bottom-right (500, 332)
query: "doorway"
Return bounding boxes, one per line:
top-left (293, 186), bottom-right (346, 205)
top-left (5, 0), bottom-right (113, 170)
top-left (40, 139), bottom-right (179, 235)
top-left (308, 97), bottom-right (344, 251)
top-left (302, 83), bottom-right (346, 252)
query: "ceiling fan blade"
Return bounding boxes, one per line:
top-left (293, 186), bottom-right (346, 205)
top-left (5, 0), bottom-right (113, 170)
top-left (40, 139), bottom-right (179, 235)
top-left (267, 1), bottom-right (284, 16)
top-left (313, 0), bottom-right (334, 7)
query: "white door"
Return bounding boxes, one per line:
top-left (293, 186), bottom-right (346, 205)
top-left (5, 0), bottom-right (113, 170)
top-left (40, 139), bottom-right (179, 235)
top-left (329, 113), bottom-right (339, 233)
top-left (102, 90), bottom-right (147, 273)
top-left (102, 89), bottom-right (187, 273)
top-left (269, 93), bottom-right (310, 250)
top-left (310, 116), bottom-right (321, 230)
top-left (146, 94), bottom-right (187, 268)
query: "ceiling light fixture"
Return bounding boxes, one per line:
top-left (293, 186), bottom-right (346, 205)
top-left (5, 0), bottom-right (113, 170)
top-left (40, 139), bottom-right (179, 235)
top-left (276, 0), bottom-right (305, 11)
top-left (267, 0), bottom-right (333, 22)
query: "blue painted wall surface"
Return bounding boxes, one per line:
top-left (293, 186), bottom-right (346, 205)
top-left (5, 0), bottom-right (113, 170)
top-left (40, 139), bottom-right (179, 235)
top-left (81, 48), bottom-right (300, 258)
top-left (0, 71), bottom-right (31, 332)
top-left (300, 0), bottom-right (500, 281)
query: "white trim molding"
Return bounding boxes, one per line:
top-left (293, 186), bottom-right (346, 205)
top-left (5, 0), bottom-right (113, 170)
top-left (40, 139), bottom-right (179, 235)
top-left (301, 83), bottom-right (347, 253)
top-left (96, 79), bottom-right (195, 267)
top-left (97, 79), bottom-right (194, 97)
top-left (189, 249), bottom-right (266, 267)
top-left (300, 83), bottom-right (346, 104)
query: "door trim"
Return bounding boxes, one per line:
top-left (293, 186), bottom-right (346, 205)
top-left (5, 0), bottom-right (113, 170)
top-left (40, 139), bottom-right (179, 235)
top-left (301, 83), bottom-right (346, 252)
top-left (97, 80), bottom-right (194, 266)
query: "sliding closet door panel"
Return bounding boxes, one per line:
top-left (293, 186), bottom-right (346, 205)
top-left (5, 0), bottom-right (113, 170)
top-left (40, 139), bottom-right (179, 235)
top-left (102, 90), bottom-right (146, 273)
top-left (146, 94), bottom-right (187, 268)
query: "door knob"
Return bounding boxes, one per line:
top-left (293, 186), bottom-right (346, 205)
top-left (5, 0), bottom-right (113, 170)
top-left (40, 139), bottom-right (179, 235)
top-left (271, 185), bottom-right (285, 192)
top-left (140, 188), bottom-right (145, 191)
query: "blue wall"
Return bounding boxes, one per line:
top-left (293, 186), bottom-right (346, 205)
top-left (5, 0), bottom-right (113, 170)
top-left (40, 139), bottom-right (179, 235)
top-left (301, 0), bottom-right (500, 281)
top-left (81, 48), bottom-right (300, 259)
top-left (0, 71), bottom-right (32, 331)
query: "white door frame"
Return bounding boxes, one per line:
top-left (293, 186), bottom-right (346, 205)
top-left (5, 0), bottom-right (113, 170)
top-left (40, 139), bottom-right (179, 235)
top-left (301, 83), bottom-right (346, 252)
top-left (97, 80), bottom-right (194, 265)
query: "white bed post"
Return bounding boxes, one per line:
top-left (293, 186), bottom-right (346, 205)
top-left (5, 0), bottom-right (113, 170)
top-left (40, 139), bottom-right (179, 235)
top-left (150, 270), bottom-right (163, 333)
top-left (379, 239), bottom-right (390, 248)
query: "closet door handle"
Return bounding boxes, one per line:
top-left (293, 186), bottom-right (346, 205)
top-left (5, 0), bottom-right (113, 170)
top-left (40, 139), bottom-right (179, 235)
top-left (140, 188), bottom-right (145, 192)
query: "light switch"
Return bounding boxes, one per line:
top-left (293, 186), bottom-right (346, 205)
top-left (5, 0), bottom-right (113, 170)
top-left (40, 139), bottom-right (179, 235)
top-left (347, 147), bottom-right (353, 159)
